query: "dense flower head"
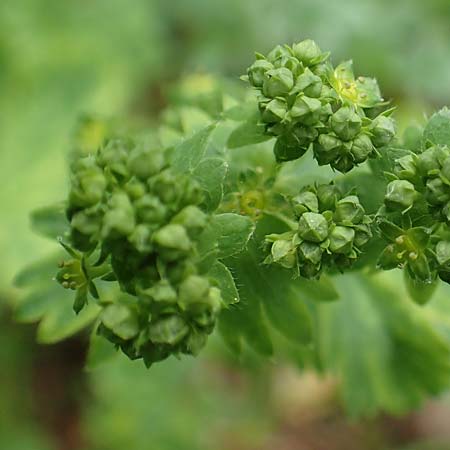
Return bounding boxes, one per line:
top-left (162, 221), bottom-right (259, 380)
top-left (246, 39), bottom-right (395, 173)
top-left (378, 144), bottom-right (450, 285)
top-left (63, 138), bottom-right (224, 366)
top-left (264, 183), bottom-right (372, 279)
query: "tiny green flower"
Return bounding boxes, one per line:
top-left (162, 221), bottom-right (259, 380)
top-left (329, 225), bottom-right (355, 254)
top-left (262, 67), bottom-right (294, 97)
top-left (330, 106), bottom-right (362, 141)
top-left (298, 212), bottom-right (329, 243)
top-left (292, 39), bottom-right (326, 66)
top-left (384, 180), bottom-right (417, 211)
top-left (247, 59), bottom-right (274, 87)
top-left (371, 115), bottom-right (395, 147)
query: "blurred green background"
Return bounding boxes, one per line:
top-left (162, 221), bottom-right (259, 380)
top-left (2, 1), bottom-right (450, 449)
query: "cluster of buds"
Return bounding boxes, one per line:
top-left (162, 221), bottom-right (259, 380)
top-left (246, 39), bottom-right (395, 172)
top-left (63, 138), bottom-right (225, 366)
top-left (378, 144), bottom-right (450, 284)
top-left (384, 144), bottom-right (450, 220)
top-left (264, 183), bottom-right (372, 278)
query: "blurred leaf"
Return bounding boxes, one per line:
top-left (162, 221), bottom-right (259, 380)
top-left (30, 203), bottom-right (68, 240)
top-left (263, 288), bottom-right (312, 345)
top-left (13, 252), bottom-right (62, 288)
top-left (404, 273), bottom-right (438, 305)
top-left (37, 300), bottom-right (99, 344)
top-left (296, 276), bottom-right (339, 302)
top-left (86, 330), bottom-right (120, 371)
top-left (227, 117), bottom-right (271, 149)
top-left (192, 157), bottom-right (228, 212)
top-left (14, 285), bottom-right (61, 323)
top-left (317, 271), bottom-right (450, 417)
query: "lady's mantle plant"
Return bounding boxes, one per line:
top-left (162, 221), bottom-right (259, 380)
top-left (15, 40), bottom-right (450, 416)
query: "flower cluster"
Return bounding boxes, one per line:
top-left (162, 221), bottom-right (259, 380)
top-left (265, 183), bottom-right (372, 278)
top-left (378, 144), bottom-right (450, 284)
top-left (246, 39), bottom-right (395, 172)
top-left (61, 138), bottom-right (224, 366)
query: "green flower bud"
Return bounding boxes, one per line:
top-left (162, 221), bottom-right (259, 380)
top-left (298, 241), bottom-right (323, 265)
top-left (153, 224), bottom-right (191, 253)
top-left (292, 125), bottom-right (319, 146)
top-left (351, 134), bottom-right (373, 164)
top-left (271, 239), bottom-right (297, 268)
top-left (262, 68), bottom-right (294, 97)
top-left (101, 304), bottom-right (139, 340)
top-left (313, 134), bottom-right (342, 166)
top-left (426, 177), bottom-right (449, 205)
top-left (247, 59), bottom-right (274, 87)
top-left (407, 252), bottom-right (432, 283)
top-left (273, 134), bottom-right (308, 162)
top-left (329, 225), bottom-right (355, 254)
top-left (440, 157), bottom-right (450, 184)
top-left (135, 195), bottom-right (167, 224)
top-left (69, 158), bottom-right (106, 208)
top-left (443, 202), bottom-right (450, 222)
top-left (292, 191), bottom-right (319, 216)
top-left (353, 223), bottom-right (372, 247)
top-left (149, 315), bottom-right (189, 345)
top-left (334, 195), bottom-right (365, 225)
top-left (371, 115), bottom-right (395, 147)
top-left (267, 45), bottom-right (291, 64)
top-left (290, 94), bottom-right (322, 125)
top-left (393, 155), bottom-right (417, 182)
top-left (436, 241), bottom-right (450, 266)
top-left (299, 261), bottom-right (321, 279)
top-left (184, 331), bottom-right (208, 356)
top-left (292, 39), bottom-right (325, 66)
top-left (416, 147), bottom-right (441, 176)
top-left (150, 170), bottom-right (179, 204)
top-left (331, 154), bottom-right (354, 173)
top-left (127, 147), bottom-right (165, 180)
top-left (298, 212), bottom-right (329, 243)
top-left (138, 279), bottom-right (177, 303)
top-left (102, 192), bottom-right (135, 238)
top-left (316, 184), bottom-right (341, 211)
top-left (330, 107), bottom-right (362, 141)
top-left (178, 275), bottom-right (218, 314)
top-left (97, 139), bottom-right (132, 179)
top-left (70, 206), bottom-right (102, 237)
top-left (377, 244), bottom-right (399, 270)
top-left (384, 180), bottom-right (417, 211)
top-left (171, 205), bottom-right (207, 237)
top-left (261, 98), bottom-right (288, 123)
top-left (125, 178), bottom-right (147, 200)
top-left (129, 224), bottom-right (153, 253)
top-left (293, 68), bottom-right (322, 98)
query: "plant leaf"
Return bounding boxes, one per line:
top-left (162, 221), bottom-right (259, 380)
top-left (171, 124), bottom-right (217, 173)
top-left (227, 117), bottom-right (271, 149)
top-left (30, 202), bottom-right (68, 239)
top-left (212, 213), bottom-right (255, 259)
top-left (192, 157), bottom-right (228, 212)
top-left (423, 107), bottom-right (450, 147)
top-left (208, 261), bottom-right (239, 305)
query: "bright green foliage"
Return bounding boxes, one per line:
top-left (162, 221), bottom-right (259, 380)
top-left (245, 40), bottom-right (395, 172)
top-left (265, 183), bottom-right (372, 278)
top-left (14, 37), bottom-right (450, 420)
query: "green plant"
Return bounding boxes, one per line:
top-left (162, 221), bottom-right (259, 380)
top-left (15, 40), bottom-right (450, 417)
